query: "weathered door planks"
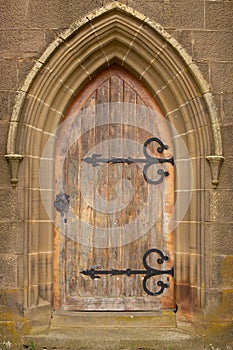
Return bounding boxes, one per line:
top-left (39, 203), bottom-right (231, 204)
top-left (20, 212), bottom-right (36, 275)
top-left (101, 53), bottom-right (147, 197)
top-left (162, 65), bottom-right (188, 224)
top-left (54, 65), bottom-right (175, 311)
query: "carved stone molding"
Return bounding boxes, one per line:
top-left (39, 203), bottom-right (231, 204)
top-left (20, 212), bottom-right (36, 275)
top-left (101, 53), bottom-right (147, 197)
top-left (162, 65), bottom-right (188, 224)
top-left (6, 1), bottom-right (223, 163)
top-left (206, 155), bottom-right (224, 188)
top-left (5, 154), bottom-right (24, 187)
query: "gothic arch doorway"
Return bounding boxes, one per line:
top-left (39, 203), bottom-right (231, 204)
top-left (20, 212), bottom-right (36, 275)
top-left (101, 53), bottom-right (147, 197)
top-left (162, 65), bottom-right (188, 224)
top-left (54, 65), bottom-right (175, 311)
top-left (5, 2), bottom-right (223, 331)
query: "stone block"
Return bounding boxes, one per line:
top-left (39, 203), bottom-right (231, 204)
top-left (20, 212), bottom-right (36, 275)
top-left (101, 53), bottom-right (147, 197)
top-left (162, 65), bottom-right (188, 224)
top-left (0, 60), bottom-right (18, 90)
top-left (0, 288), bottom-right (24, 317)
top-left (28, 221), bottom-right (39, 254)
top-left (174, 187), bottom-right (200, 223)
top-left (205, 292), bottom-right (233, 344)
top-left (189, 254), bottom-right (200, 286)
top-left (39, 222), bottom-right (53, 252)
top-left (27, 0), bottom-right (100, 28)
top-left (0, 91), bottom-right (14, 121)
top-left (0, 0), bottom-right (28, 28)
top-left (168, 110), bottom-right (187, 135)
top-left (205, 290), bottom-right (222, 316)
top-left (217, 158), bottom-right (233, 190)
top-left (205, 190), bottom-right (233, 223)
top-left (45, 29), bottom-right (61, 48)
top-left (0, 30), bottom-right (44, 57)
top-left (24, 188), bottom-right (51, 221)
top-left (206, 223), bottom-right (233, 256)
top-left (17, 59), bottom-right (37, 89)
top-left (17, 255), bottom-right (24, 288)
top-left (206, 0), bottom-right (233, 30)
top-left (0, 255), bottom-right (17, 288)
top-left (205, 321), bottom-right (233, 349)
top-left (0, 188), bottom-right (23, 220)
top-left (193, 31), bottom-right (233, 61)
top-left (209, 256), bottom-right (223, 289)
top-left (221, 292), bottom-right (233, 321)
top-left (168, 30), bottom-right (193, 57)
top-left (23, 156), bottom-right (41, 189)
top-left (28, 285), bottom-right (39, 307)
top-left (0, 321), bottom-right (23, 350)
top-left (0, 92), bottom-right (8, 120)
top-left (39, 282), bottom-right (53, 303)
top-left (175, 158), bottom-right (194, 189)
top-left (175, 222), bottom-right (191, 253)
top-left (190, 189), bottom-right (205, 221)
top-left (221, 93), bottom-right (233, 125)
top-left (189, 222), bottom-right (202, 253)
top-left (24, 303), bottom-right (52, 330)
top-left (0, 121), bottom-right (8, 155)
top-left (194, 61), bottom-right (210, 86)
top-left (39, 252), bottom-right (53, 284)
top-left (175, 253), bottom-right (190, 284)
top-left (211, 62), bottom-right (233, 94)
top-left (27, 221), bottom-right (53, 254)
top-left (28, 254), bottom-right (39, 286)
top-left (221, 125), bottom-right (233, 157)
top-left (127, 0), bottom-right (204, 29)
top-left (0, 156), bottom-right (11, 186)
top-left (209, 256), bottom-right (233, 289)
top-left (0, 221), bottom-right (24, 254)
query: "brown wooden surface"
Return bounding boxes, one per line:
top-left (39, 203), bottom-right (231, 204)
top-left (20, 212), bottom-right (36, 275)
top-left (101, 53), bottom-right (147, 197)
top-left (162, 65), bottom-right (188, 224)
top-left (54, 65), bottom-right (174, 311)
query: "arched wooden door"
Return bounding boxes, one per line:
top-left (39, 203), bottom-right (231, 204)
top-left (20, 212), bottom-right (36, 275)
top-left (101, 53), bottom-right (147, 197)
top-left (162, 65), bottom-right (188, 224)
top-left (54, 65), bottom-right (175, 311)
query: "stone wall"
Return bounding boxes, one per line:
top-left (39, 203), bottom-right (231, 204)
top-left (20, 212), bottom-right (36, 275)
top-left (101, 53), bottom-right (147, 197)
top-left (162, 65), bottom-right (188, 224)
top-left (0, 1), bottom-right (232, 348)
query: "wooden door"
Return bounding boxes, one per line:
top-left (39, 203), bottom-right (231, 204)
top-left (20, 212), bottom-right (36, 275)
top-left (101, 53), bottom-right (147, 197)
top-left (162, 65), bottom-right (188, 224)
top-left (54, 65), bottom-right (175, 311)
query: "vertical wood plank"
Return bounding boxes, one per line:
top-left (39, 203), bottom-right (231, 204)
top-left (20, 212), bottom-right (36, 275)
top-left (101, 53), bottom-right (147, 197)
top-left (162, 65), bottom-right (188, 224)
top-left (94, 79), bottom-right (110, 299)
top-left (108, 75), bottom-right (123, 298)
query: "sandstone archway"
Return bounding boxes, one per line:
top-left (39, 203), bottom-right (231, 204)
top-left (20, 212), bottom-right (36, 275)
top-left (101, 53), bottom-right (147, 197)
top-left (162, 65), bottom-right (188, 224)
top-left (5, 2), bottom-right (223, 330)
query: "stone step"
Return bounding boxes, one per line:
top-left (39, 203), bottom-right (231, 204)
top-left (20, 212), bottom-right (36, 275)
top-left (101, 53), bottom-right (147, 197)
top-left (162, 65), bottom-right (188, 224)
top-left (51, 311), bottom-right (176, 328)
top-left (22, 327), bottom-right (205, 350)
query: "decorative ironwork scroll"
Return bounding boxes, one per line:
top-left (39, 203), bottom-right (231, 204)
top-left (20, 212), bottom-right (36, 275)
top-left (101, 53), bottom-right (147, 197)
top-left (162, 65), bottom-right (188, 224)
top-left (81, 248), bottom-right (174, 296)
top-left (82, 137), bottom-right (174, 185)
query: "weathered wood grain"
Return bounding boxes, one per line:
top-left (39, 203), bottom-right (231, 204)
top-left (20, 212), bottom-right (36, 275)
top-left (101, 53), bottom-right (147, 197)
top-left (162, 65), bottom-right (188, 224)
top-left (54, 65), bottom-right (175, 311)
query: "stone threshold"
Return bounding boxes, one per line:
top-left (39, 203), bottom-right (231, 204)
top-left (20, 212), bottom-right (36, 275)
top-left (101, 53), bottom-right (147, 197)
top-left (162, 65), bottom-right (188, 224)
top-left (22, 327), bottom-right (205, 350)
top-left (51, 310), bottom-right (177, 328)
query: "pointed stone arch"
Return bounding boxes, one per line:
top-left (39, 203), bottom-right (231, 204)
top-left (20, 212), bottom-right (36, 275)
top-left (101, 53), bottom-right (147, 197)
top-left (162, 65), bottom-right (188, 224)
top-left (5, 2), bottom-right (223, 330)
